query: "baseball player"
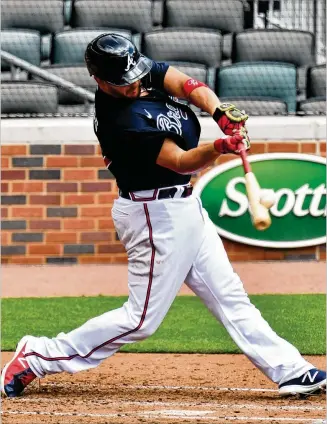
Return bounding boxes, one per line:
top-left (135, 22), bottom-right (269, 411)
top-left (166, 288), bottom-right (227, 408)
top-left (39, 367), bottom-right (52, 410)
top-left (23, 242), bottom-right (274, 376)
top-left (2, 33), bottom-right (325, 398)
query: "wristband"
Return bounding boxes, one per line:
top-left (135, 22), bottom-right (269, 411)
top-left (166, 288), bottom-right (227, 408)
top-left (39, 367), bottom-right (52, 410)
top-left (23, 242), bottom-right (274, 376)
top-left (183, 79), bottom-right (208, 98)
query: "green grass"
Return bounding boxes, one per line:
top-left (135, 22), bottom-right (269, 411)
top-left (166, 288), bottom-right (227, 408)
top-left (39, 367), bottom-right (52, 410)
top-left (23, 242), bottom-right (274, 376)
top-left (1, 295), bottom-right (325, 354)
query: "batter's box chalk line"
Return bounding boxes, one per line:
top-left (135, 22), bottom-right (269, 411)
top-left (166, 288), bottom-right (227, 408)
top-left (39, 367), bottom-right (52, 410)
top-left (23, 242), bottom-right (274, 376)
top-left (1, 411), bottom-right (326, 422)
top-left (9, 398), bottom-right (325, 412)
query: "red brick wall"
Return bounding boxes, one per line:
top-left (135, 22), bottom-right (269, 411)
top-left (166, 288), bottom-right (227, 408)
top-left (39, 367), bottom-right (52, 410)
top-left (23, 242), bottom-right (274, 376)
top-left (1, 141), bottom-right (326, 264)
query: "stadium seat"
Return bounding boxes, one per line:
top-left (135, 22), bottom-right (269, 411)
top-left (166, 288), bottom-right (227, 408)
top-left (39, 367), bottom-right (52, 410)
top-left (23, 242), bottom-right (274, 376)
top-left (143, 29), bottom-right (222, 89)
top-left (232, 29), bottom-right (315, 67)
top-left (1, 30), bottom-right (41, 72)
top-left (164, 0), bottom-right (244, 60)
top-left (1, 82), bottom-right (58, 114)
top-left (34, 65), bottom-right (96, 106)
top-left (298, 98), bottom-right (326, 115)
top-left (216, 62), bottom-right (297, 112)
top-left (219, 97), bottom-right (288, 116)
top-left (71, 0), bottom-right (153, 34)
top-left (143, 29), bottom-right (222, 67)
top-left (51, 29), bottom-right (132, 64)
top-left (1, 0), bottom-right (64, 34)
top-left (306, 64), bottom-right (326, 98)
top-left (165, 0), bottom-right (244, 33)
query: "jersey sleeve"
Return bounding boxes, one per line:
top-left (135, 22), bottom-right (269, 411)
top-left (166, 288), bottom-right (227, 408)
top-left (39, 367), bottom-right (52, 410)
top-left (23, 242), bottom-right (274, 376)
top-left (143, 61), bottom-right (169, 92)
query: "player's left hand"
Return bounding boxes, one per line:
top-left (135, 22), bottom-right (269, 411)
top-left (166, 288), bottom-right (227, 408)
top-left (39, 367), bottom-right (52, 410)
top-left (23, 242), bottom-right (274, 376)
top-left (214, 127), bottom-right (250, 155)
top-left (213, 103), bottom-right (248, 136)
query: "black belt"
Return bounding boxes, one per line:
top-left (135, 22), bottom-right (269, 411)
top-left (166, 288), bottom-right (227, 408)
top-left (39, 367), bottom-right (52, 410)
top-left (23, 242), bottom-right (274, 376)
top-left (120, 185), bottom-right (193, 201)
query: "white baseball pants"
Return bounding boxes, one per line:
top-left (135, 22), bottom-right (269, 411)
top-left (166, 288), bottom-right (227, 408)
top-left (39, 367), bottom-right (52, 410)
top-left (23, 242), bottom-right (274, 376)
top-left (25, 191), bottom-right (313, 385)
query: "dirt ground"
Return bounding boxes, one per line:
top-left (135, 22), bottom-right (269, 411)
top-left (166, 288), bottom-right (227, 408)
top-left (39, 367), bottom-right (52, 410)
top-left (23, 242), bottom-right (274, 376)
top-left (2, 353), bottom-right (326, 424)
top-left (2, 262), bottom-right (326, 423)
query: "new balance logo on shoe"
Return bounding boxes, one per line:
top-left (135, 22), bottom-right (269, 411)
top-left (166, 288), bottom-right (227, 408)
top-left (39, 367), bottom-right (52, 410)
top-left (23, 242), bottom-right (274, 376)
top-left (302, 370), bottom-right (319, 384)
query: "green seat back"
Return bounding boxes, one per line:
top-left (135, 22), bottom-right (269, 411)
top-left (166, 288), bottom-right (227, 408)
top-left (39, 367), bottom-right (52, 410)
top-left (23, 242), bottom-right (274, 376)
top-left (52, 29), bottom-right (132, 64)
top-left (217, 62), bottom-right (297, 112)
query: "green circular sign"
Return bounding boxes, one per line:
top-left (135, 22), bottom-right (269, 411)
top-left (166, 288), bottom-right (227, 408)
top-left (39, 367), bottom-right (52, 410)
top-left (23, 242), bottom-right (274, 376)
top-left (194, 153), bottom-right (326, 248)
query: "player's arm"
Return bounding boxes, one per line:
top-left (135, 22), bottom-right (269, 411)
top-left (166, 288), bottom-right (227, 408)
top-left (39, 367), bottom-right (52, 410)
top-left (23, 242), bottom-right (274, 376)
top-left (156, 132), bottom-right (249, 175)
top-left (163, 66), bottom-right (219, 115)
top-left (163, 66), bottom-right (249, 136)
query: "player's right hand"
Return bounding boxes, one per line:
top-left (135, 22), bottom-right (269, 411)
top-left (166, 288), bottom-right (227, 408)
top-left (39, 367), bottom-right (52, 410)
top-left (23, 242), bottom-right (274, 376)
top-left (213, 128), bottom-right (250, 155)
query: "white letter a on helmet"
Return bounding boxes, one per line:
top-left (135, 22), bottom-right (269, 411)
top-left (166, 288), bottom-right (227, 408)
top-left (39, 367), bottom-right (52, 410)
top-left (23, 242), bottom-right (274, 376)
top-left (125, 55), bottom-right (136, 71)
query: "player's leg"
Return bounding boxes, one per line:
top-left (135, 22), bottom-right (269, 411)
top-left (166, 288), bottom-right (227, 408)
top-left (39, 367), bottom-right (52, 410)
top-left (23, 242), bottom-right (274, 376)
top-left (2, 195), bottom-right (204, 396)
top-left (185, 205), bottom-right (324, 392)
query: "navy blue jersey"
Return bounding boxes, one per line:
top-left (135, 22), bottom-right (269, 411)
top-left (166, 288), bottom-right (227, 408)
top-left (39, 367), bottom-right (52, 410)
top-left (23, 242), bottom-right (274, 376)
top-left (94, 61), bottom-right (201, 191)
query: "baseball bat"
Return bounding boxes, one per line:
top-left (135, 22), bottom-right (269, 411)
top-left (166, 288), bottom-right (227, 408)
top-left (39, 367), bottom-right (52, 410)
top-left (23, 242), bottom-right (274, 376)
top-left (237, 143), bottom-right (272, 231)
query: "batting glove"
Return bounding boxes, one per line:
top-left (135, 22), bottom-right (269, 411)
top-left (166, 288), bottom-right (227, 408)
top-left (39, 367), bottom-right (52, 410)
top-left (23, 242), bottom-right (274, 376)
top-left (213, 103), bottom-right (248, 136)
top-left (214, 128), bottom-right (251, 154)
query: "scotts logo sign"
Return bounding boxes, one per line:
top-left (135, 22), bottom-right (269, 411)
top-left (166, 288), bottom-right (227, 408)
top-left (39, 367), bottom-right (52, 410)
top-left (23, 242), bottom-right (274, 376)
top-left (193, 153), bottom-right (326, 248)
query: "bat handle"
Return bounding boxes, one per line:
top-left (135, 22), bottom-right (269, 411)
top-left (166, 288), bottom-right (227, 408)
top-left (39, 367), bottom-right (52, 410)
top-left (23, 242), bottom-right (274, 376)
top-left (237, 142), bottom-right (252, 174)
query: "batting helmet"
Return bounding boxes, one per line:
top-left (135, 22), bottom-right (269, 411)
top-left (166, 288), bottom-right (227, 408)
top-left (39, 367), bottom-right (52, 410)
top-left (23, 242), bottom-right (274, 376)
top-left (85, 33), bottom-right (153, 86)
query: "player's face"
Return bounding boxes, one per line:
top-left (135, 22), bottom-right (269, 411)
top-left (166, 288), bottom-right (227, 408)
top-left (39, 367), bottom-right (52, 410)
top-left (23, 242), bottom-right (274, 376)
top-left (96, 78), bottom-right (141, 98)
top-left (114, 81), bottom-right (142, 98)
